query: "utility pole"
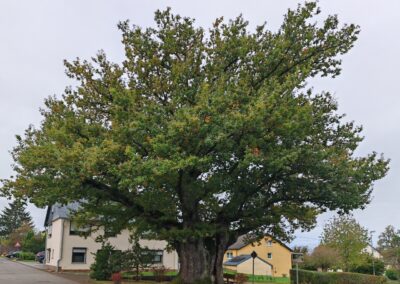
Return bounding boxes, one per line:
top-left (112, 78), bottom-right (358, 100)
top-left (370, 230), bottom-right (376, 276)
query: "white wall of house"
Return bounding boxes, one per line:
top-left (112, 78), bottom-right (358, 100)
top-left (46, 219), bottom-right (179, 271)
top-left (45, 218), bottom-right (63, 268)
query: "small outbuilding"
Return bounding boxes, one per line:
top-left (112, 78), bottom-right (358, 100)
top-left (223, 255), bottom-right (273, 276)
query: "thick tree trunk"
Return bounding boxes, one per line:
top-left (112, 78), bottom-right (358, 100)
top-left (178, 239), bottom-right (210, 284)
top-left (211, 231), bottom-right (229, 284)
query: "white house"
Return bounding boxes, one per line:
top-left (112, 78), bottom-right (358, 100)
top-left (44, 203), bottom-right (179, 271)
top-left (363, 245), bottom-right (383, 259)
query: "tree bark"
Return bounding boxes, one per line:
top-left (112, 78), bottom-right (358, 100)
top-left (211, 231), bottom-right (229, 284)
top-left (178, 238), bottom-right (210, 284)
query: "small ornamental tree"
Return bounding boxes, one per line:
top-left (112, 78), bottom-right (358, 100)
top-left (90, 243), bottom-right (122, 280)
top-left (321, 215), bottom-right (369, 271)
top-left (1, 3), bottom-right (389, 284)
top-left (124, 234), bottom-right (155, 281)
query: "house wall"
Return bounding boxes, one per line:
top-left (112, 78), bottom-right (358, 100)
top-left (46, 219), bottom-right (179, 271)
top-left (235, 258), bottom-right (272, 276)
top-left (44, 218), bottom-right (64, 269)
top-left (224, 237), bottom-right (292, 277)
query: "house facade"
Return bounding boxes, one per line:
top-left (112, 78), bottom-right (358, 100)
top-left (224, 255), bottom-right (273, 276)
top-left (223, 235), bottom-right (293, 277)
top-left (44, 204), bottom-right (179, 271)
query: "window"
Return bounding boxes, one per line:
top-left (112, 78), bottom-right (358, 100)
top-left (47, 225), bottom-right (52, 238)
top-left (152, 250), bottom-right (163, 264)
top-left (266, 240), bottom-right (273, 247)
top-left (227, 252), bottom-right (233, 259)
top-left (72, 248), bottom-right (87, 263)
top-left (70, 221), bottom-right (90, 236)
top-left (267, 253), bottom-right (272, 259)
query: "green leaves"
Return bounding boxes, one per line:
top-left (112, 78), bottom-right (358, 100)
top-left (1, 3), bottom-right (388, 247)
top-left (321, 215), bottom-right (370, 271)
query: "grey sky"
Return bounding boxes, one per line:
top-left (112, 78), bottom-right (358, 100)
top-left (0, 0), bottom-right (398, 248)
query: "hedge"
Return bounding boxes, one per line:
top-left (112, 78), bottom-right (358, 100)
top-left (290, 269), bottom-right (387, 284)
top-left (17, 251), bottom-right (36, 261)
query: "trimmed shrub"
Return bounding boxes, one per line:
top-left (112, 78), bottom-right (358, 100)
top-left (385, 269), bottom-right (399, 280)
top-left (90, 243), bottom-right (123, 280)
top-left (18, 251), bottom-right (36, 260)
top-left (290, 269), bottom-right (387, 284)
top-left (351, 257), bottom-right (385, 275)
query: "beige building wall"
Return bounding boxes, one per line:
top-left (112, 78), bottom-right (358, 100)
top-left (224, 236), bottom-right (292, 277)
top-left (45, 219), bottom-right (63, 268)
top-left (46, 219), bottom-right (179, 271)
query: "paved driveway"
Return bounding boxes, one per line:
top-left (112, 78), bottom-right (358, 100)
top-left (0, 258), bottom-right (77, 284)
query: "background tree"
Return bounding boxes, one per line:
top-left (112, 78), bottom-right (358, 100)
top-left (0, 222), bottom-right (34, 251)
top-left (1, 3), bottom-right (389, 284)
top-left (378, 225), bottom-right (400, 269)
top-left (21, 230), bottom-right (45, 253)
top-left (321, 215), bottom-right (369, 271)
top-left (310, 245), bottom-right (340, 272)
top-left (0, 200), bottom-right (33, 237)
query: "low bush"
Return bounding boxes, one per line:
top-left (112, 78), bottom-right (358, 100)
top-left (385, 269), bottom-right (399, 280)
top-left (17, 251), bottom-right (36, 260)
top-left (290, 269), bottom-right (387, 284)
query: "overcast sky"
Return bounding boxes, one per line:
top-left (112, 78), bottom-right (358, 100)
top-left (1, 0), bottom-right (399, 248)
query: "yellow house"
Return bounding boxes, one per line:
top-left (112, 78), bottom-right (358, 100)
top-left (223, 235), bottom-right (292, 277)
top-left (224, 255), bottom-right (273, 276)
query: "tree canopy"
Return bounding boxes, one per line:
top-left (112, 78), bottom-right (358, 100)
top-left (321, 215), bottom-right (369, 272)
top-left (378, 225), bottom-right (400, 269)
top-left (1, 3), bottom-right (389, 283)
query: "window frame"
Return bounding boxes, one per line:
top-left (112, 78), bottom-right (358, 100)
top-left (267, 252), bottom-right (272, 259)
top-left (71, 247), bottom-right (87, 264)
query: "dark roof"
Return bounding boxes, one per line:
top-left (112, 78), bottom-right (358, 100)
top-left (44, 202), bottom-right (80, 227)
top-left (224, 255), bottom-right (273, 267)
top-left (224, 255), bottom-right (252, 266)
top-left (228, 234), bottom-right (293, 252)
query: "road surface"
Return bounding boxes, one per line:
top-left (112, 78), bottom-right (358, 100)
top-left (0, 258), bottom-right (77, 284)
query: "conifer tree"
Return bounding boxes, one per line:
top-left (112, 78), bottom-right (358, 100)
top-left (0, 200), bottom-right (33, 237)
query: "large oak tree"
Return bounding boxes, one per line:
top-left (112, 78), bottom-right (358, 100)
top-left (1, 3), bottom-right (389, 283)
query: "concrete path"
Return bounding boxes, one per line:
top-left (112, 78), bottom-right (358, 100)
top-left (0, 258), bottom-right (78, 284)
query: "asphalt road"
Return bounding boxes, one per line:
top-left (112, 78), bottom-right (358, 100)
top-left (0, 258), bottom-right (77, 284)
